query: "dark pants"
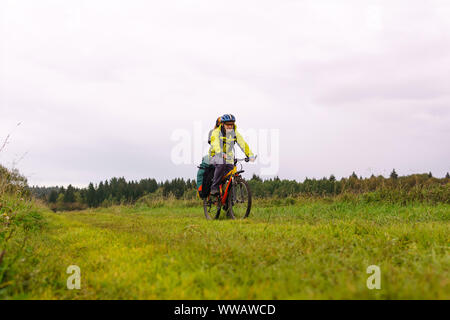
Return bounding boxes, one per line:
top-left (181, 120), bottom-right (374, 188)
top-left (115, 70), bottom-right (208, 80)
top-left (211, 163), bottom-right (234, 192)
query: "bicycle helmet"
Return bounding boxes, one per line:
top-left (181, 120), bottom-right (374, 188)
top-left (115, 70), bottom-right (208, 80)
top-left (221, 114), bottom-right (236, 123)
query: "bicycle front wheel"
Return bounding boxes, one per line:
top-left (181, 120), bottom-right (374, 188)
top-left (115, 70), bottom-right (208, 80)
top-left (228, 177), bottom-right (252, 219)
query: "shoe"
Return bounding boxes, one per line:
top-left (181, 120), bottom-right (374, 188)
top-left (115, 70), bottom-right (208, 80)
top-left (210, 188), bottom-right (219, 196)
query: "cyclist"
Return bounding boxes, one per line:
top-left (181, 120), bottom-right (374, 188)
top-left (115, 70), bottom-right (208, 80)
top-left (209, 114), bottom-right (255, 196)
top-left (208, 116), bottom-right (222, 145)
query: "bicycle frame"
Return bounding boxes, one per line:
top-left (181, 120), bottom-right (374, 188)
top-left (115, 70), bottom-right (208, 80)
top-left (220, 166), bottom-right (237, 205)
top-left (218, 156), bottom-right (251, 205)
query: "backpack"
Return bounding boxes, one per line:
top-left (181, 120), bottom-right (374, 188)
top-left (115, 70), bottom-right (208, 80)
top-left (196, 155), bottom-right (215, 199)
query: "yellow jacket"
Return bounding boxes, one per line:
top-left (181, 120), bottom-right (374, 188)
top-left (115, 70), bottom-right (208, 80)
top-left (208, 124), bottom-right (254, 163)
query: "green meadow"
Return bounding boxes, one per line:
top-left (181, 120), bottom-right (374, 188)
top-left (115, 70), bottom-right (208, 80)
top-left (1, 198), bottom-right (449, 299)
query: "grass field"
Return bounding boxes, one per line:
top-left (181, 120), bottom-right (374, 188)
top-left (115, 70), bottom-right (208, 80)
top-left (1, 198), bottom-right (449, 299)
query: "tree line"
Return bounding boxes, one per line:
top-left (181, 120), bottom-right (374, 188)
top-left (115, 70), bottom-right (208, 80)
top-left (30, 177), bottom-right (197, 211)
top-left (30, 169), bottom-right (450, 211)
top-left (247, 170), bottom-right (449, 204)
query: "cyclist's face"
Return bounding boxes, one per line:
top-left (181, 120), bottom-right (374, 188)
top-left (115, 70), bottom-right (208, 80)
top-left (224, 123), bottom-right (234, 130)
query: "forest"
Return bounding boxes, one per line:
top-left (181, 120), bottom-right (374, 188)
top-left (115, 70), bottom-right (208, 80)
top-left (30, 169), bottom-right (450, 211)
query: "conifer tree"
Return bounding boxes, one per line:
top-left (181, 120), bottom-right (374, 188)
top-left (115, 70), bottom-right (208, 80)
top-left (87, 183), bottom-right (96, 207)
top-left (64, 184), bottom-right (76, 203)
top-left (48, 190), bottom-right (58, 203)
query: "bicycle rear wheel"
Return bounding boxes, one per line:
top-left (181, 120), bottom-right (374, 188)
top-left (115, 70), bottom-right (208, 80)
top-left (203, 197), bottom-right (221, 220)
top-left (228, 177), bottom-right (251, 219)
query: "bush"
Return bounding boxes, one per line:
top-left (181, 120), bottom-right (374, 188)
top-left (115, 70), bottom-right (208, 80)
top-left (0, 165), bottom-right (46, 290)
top-left (0, 165), bottom-right (29, 196)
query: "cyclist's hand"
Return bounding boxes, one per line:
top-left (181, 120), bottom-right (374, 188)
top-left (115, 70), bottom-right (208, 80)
top-left (249, 156), bottom-right (256, 162)
top-left (222, 154), bottom-right (227, 160)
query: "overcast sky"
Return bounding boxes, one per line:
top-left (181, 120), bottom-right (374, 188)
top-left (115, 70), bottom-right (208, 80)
top-left (1, 0), bottom-right (449, 187)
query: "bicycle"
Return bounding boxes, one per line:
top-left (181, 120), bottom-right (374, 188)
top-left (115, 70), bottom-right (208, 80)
top-left (203, 156), bottom-right (256, 220)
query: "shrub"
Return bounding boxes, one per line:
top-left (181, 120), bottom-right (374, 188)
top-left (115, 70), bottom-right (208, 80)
top-left (0, 165), bottom-right (45, 289)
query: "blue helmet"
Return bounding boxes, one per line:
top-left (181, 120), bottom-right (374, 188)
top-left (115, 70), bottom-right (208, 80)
top-left (221, 114), bottom-right (236, 123)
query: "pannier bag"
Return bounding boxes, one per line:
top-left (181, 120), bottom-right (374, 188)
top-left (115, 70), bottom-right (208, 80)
top-left (197, 155), bottom-right (215, 199)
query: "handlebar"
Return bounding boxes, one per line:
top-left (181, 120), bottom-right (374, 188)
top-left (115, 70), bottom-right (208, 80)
top-left (235, 155), bottom-right (257, 163)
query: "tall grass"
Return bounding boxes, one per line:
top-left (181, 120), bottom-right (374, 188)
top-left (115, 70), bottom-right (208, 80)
top-left (0, 164), bottom-right (46, 292)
